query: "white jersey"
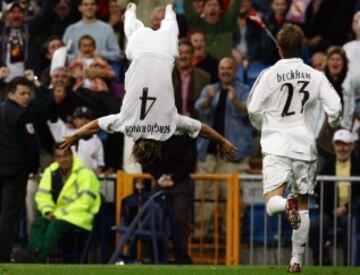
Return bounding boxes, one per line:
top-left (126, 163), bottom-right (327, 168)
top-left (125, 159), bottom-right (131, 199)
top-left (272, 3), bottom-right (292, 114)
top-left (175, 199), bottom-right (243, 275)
top-left (247, 58), bottom-right (342, 161)
top-left (98, 4), bottom-right (201, 141)
top-left (48, 119), bottom-right (104, 170)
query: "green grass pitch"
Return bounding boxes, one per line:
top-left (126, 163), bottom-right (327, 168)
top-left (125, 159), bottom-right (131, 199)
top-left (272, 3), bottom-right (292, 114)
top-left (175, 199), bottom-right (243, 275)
top-left (1, 265), bottom-right (360, 275)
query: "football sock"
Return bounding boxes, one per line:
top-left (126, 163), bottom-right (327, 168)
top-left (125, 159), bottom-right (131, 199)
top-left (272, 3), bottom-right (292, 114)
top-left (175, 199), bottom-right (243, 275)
top-left (291, 210), bottom-right (309, 265)
top-left (266, 195), bottom-right (286, 216)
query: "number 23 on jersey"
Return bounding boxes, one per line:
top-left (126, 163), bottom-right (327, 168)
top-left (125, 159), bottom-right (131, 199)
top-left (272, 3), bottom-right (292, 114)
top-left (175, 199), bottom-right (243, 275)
top-left (281, 81), bottom-right (310, 117)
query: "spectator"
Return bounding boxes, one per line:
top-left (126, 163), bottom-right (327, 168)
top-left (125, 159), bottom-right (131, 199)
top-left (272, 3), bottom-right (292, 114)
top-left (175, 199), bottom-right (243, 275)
top-left (150, 5), bottom-right (188, 37)
top-left (310, 129), bottom-right (360, 265)
top-left (0, 67), bottom-right (10, 100)
top-left (183, 0), bottom-right (240, 60)
top-left (317, 46), bottom-right (355, 170)
top-left (68, 35), bottom-right (116, 93)
top-left (39, 36), bottom-right (65, 86)
top-left (103, 0), bottom-right (125, 53)
top-left (28, 67), bottom-right (97, 162)
top-left (18, 0), bottom-right (40, 18)
top-left (324, 46), bottom-right (355, 131)
top-left (0, 0), bottom-right (58, 80)
top-left (192, 0), bottom-right (204, 15)
top-left (188, 29), bottom-right (219, 83)
top-left (309, 51), bottom-right (326, 145)
top-left (172, 39), bottom-right (211, 119)
top-left (47, 106), bottom-right (104, 174)
top-left (63, 0), bottom-right (121, 62)
top-left (144, 135), bottom-right (196, 264)
top-left (0, 77), bottom-right (40, 262)
top-left (232, 0), bottom-right (264, 65)
top-left (263, 0), bottom-right (288, 65)
top-left (46, 67), bottom-right (98, 122)
top-left (67, 35), bottom-right (122, 172)
top-left (38, 0), bottom-right (80, 45)
top-left (343, 11), bottom-right (360, 74)
top-left (304, 0), bottom-right (352, 54)
top-left (27, 144), bottom-right (101, 262)
top-left (310, 51), bottom-right (326, 72)
top-left (150, 6), bottom-right (165, 30)
top-left (286, 0), bottom-right (311, 26)
top-left (194, 57), bottom-right (252, 239)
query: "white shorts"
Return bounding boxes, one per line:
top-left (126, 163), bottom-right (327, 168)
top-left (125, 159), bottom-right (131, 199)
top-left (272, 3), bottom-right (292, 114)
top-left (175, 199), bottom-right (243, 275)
top-left (262, 154), bottom-right (317, 195)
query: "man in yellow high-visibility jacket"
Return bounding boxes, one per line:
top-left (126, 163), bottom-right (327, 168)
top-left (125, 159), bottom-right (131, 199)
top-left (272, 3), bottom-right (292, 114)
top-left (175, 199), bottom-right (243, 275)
top-left (28, 143), bottom-right (101, 262)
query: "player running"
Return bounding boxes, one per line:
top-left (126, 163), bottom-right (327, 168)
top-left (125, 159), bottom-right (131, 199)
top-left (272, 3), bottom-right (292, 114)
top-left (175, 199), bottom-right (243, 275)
top-left (60, 3), bottom-right (237, 164)
top-left (247, 24), bottom-right (342, 272)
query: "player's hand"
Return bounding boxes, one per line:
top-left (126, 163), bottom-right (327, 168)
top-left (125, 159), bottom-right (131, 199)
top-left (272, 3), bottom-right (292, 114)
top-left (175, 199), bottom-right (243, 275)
top-left (59, 134), bottom-right (79, 152)
top-left (217, 139), bottom-right (238, 160)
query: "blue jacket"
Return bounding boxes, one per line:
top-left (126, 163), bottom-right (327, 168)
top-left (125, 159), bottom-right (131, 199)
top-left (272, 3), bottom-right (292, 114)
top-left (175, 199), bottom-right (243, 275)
top-left (195, 80), bottom-right (253, 162)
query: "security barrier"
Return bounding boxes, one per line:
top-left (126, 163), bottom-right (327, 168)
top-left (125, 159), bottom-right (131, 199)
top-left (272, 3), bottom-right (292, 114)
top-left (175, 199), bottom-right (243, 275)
top-left (114, 172), bottom-right (360, 266)
top-left (238, 174), bottom-right (360, 266)
top-left (114, 171), bottom-right (240, 265)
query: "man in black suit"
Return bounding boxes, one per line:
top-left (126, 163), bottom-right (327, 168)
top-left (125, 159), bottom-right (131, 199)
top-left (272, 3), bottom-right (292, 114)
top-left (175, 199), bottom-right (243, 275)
top-left (0, 77), bottom-right (40, 262)
top-left (143, 135), bottom-right (196, 264)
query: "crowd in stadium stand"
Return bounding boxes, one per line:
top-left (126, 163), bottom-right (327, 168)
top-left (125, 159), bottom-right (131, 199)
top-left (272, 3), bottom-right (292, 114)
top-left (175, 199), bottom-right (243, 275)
top-left (0, 0), bottom-right (360, 265)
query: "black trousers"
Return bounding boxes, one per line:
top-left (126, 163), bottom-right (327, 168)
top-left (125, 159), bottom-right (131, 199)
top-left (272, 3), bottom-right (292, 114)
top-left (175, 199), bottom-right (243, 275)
top-left (0, 173), bottom-right (28, 262)
top-left (163, 180), bottom-right (194, 264)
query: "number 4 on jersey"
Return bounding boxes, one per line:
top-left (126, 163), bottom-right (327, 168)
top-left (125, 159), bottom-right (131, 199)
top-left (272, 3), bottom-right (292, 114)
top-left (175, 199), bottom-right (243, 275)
top-left (140, 88), bottom-right (157, 120)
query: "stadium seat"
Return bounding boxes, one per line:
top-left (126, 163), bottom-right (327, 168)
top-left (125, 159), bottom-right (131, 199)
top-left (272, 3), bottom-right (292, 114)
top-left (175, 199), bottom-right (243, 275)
top-left (242, 203), bottom-right (291, 246)
top-left (246, 63), bottom-right (269, 88)
top-left (59, 195), bottom-right (105, 263)
top-left (109, 190), bottom-right (170, 264)
top-left (236, 64), bottom-right (246, 83)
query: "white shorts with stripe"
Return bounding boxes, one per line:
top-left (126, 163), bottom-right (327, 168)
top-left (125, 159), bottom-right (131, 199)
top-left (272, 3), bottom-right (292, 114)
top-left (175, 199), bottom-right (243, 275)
top-left (262, 154), bottom-right (317, 195)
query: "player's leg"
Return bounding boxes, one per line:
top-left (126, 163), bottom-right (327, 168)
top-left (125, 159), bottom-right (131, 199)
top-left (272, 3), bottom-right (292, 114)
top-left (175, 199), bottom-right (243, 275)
top-left (288, 194), bottom-right (309, 272)
top-left (264, 184), bottom-right (287, 215)
top-left (263, 154), bottom-right (292, 217)
top-left (288, 160), bottom-right (317, 272)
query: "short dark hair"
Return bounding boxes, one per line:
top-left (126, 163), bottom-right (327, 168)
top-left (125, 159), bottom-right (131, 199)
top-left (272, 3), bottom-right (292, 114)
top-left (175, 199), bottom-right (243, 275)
top-left (132, 139), bottom-right (162, 167)
top-left (7, 77), bottom-right (32, 94)
top-left (42, 35), bottom-right (63, 56)
top-left (80, 0), bottom-right (98, 5)
top-left (187, 28), bottom-right (206, 39)
top-left (277, 24), bottom-right (304, 58)
top-left (179, 38), bottom-right (194, 53)
top-left (78, 35), bottom-right (96, 49)
top-left (53, 142), bottom-right (72, 155)
top-left (203, 0), bottom-right (223, 9)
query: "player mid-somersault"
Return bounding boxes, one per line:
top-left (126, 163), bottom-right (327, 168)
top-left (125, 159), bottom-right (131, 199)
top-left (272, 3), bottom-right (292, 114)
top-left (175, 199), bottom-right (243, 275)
top-left (59, 3), bottom-right (237, 164)
top-left (247, 24), bottom-right (342, 272)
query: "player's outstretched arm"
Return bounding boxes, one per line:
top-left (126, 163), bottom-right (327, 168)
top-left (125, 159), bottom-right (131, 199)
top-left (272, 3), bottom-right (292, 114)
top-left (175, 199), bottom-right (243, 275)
top-left (199, 123), bottom-right (238, 160)
top-left (59, 119), bottom-right (101, 151)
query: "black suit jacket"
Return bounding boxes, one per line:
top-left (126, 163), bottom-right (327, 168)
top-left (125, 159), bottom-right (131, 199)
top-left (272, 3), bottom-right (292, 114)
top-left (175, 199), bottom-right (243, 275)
top-left (145, 135), bottom-right (197, 184)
